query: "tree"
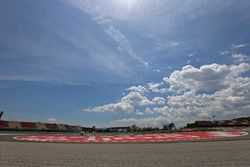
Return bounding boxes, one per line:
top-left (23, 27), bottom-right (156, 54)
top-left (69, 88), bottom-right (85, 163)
top-left (168, 123), bottom-right (176, 130)
top-left (92, 126), bottom-right (96, 132)
top-left (131, 124), bottom-right (140, 132)
top-left (163, 123), bottom-right (176, 130)
top-left (0, 111), bottom-right (3, 120)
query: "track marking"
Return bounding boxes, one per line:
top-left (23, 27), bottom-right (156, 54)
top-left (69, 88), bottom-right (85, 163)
top-left (14, 131), bottom-right (248, 143)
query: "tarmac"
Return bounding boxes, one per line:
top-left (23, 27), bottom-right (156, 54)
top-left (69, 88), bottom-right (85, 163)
top-left (0, 128), bottom-right (250, 167)
top-left (0, 140), bottom-right (250, 167)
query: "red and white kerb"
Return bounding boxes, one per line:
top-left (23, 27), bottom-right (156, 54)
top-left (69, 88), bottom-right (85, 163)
top-left (14, 131), bottom-right (247, 143)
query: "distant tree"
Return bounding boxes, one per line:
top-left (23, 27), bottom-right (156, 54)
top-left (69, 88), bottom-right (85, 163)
top-left (0, 111), bottom-right (3, 120)
top-left (163, 124), bottom-right (169, 130)
top-left (153, 127), bottom-right (160, 131)
top-left (131, 124), bottom-right (139, 132)
top-left (168, 123), bottom-right (176, 130)
top-left (105, 128), bottom-right (111, 133)
top-left (92, 126), bottom-right (96, 132)
top-left (163, 123), bottom-right (176, 130)
top-left (141, 127), bottom-right (160, 132)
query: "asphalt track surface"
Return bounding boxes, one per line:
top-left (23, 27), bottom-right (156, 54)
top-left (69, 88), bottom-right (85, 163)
top-left (1, 129), bottom-right (250, 167)
top-left (12, 131), bottom-right (249, 143)
top-left (1, 139), bottom-right (250, 167)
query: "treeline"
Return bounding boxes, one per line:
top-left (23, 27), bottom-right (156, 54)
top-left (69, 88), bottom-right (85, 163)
top-left (84, 125), bottom-right (160, 133)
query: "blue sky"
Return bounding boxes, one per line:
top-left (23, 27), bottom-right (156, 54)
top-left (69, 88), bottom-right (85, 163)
top-left (0, 0), bottom-right (250, 127)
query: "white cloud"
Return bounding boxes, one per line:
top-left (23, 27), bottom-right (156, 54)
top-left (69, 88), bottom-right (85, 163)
top-left (153, 69), bottom-right (161, 73)
top-left (85, 63), bottom-right (250, 127)
top-left (166, 63), bottom-right (250, 93)
top-left (156, 41), bottom-right (179, 50)
top-left (218, 50), bottom-right (229, 56)
top-left (147, 82), bottom-right (162, 92)
top-left (166, 76), bottom-right (250, 121)
top-left (188, 52), bottom-right (195, 57)
top-left (47, 118), bottom-right (58, 123)
top-left (165, 63), bottom-right (249, 126)
top-left (69, 0), bottom-right (148, 67)
top-left (145, 107), bottom-right (154, 115)
top-left (120, 92), bottom-right (152, 106)
top-left (111, 115), bottom-right (187, 128)
top-left (135, 111), bottom-right (144, 115)
top-left (147, 82), bottom-right (168, 93)
top-left (84, 91), bottom-right (166, 113)
top-left (232, 44), bottom-right (249, 49)
top-left (84, 102), bottom-right (134, 114)
top-left (105, 25), bottom-right (149, 67)
top-left (232, 54), bottom-right (250, 63)
top-left (162, 63), bottom-right (250, 126)
top-left (153, 106), bottom-right (170, 116)
top-left (152, 97), bottom-right (166, 105)
top-left (126, 85), bottom-right (147, 93)
top-left (111, 116), bottom-right (167, 127)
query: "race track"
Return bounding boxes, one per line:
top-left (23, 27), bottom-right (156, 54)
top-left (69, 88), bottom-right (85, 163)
top-left (13, 131), bottom-right (248, 143)
top-left (1, 140), bottom-right (250, 167)
top-left (1, 129), bottom-right (250, 167)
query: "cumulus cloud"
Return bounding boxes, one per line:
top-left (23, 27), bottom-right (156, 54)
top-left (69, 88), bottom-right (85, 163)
top-left (166, 76), bottom-right (250, 122)
top-left (160, 63), bottom-right (250, 126)
top-left (127, 81), bottom-right (169, 95)
top-left (165, 63), bottom-right (250, 93)
top-left (147, 82), bottom-right (168, 93)
top-left (111, 115), bottom-right (188, 128)
top-left (84, 102), bottom-right (134, 114)
top-left (152, 97), bottom-right (166, 105)
top-left (120, 92), bottom-right (152, 106)
top-left (111, 116), bottom-right (167, 127)
top-left (84, 63), bottom-right (250, 127)
top-left (144, 107), bottom-right (154, 115)
top-left (135, 111), bottom-right (144, 115)
top-left (84, 91), bottom-right (166, 114)
top-left (126, 85), bottom-right (147, 93)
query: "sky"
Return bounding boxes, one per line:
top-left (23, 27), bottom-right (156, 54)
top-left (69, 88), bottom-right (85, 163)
top-left (0, 0), bottom-right (250, 128)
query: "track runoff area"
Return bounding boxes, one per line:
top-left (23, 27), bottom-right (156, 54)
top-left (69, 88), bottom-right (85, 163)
top-left (14, 130), bottom-right (248, 143)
